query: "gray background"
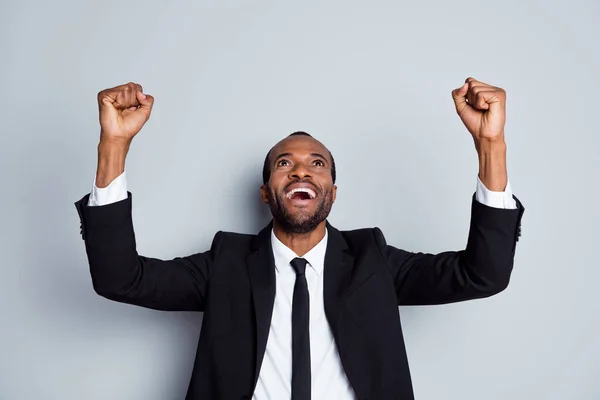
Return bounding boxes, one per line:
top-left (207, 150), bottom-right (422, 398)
top-left (1, 0), bottom-right (598, 399)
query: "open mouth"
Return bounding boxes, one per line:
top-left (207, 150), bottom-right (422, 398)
top-left (286, 187), bottom-right (317, 201)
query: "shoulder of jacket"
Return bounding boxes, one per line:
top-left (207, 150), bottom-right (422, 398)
top-left (339, 227), bottom-right (386, 249)
top-left (213, 230), bottom-right (256, 244)
top-left (340, 227), bottom-right (383, 248)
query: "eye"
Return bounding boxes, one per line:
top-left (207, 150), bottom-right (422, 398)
top-left (313, 159), bottom-right (325, 167)
top-left (277, 159), bottom-right (290, 167)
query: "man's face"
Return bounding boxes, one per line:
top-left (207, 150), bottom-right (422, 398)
top-left (261, 136), bottom-right (337, 234)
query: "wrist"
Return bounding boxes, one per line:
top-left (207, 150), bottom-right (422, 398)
top-left (99, 135), bottom-right (131, 149)
top-left (475, 133), bottom-right (506, 150)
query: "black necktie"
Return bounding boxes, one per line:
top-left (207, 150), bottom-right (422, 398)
top-left (290, 257), bottom-right (311, 400)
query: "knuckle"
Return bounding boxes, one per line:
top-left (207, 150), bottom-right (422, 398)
top-left (97, 90), bottom-right (111, 101)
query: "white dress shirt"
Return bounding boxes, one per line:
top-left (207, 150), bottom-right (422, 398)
top-left (251, 229), bottom-right (357, 399)
top-left (87, 171), bottom-right (517, 399)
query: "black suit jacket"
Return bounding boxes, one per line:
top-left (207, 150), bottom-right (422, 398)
top-left (75, 192), bottom-right (524, 399)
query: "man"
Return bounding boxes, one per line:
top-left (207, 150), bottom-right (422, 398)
top-left (74, 78), bottom-right (524, 399)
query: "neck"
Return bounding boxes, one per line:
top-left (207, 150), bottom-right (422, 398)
top-left (272, 220), bottom-right (327, 257)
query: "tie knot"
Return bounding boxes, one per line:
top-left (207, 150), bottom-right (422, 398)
top-left (290, 257), bottom-right (308, 276)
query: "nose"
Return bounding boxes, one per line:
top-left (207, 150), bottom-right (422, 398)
top-left (289, 162), bottom-right (311, 180)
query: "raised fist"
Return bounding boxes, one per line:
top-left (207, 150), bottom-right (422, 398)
top-left (451, 77), bottom-right (506, 142)
top-left (97, 82), bottom-right (154, 144)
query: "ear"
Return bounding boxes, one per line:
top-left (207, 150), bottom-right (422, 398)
top-left (332, 185), bottom-right (337, 203)
top-left (260, 184), bottom-right (270, 204)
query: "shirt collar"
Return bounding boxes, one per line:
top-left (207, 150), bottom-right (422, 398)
top-left (270, 228), bottom-right (328, 276)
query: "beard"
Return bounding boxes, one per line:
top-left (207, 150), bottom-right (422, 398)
top-left (267, 184), bottom-right (334, 234)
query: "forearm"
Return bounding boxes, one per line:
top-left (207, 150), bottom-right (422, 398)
top-left (95, 140), bottom-right (130, 188)
top-left (477, 137), bottom-right (508, 192)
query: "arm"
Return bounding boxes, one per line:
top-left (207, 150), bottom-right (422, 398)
top-left (75, 82), bottom-right (216, 311)
top-left (376, 194), bottom-right (524, 305)
top-left (76, 191), bottom-right (221, 311)
top-left (381, 77), bottom-right (524, 305)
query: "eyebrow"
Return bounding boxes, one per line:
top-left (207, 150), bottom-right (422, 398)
top-left (310, 153), bottom-right (327, 161)
top-left (273, 153), bottom-right (293, 163)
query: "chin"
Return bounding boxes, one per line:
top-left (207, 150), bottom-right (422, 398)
top-left (283, 211), bottom-right (310, 224)
top-left (290, 216), bottom-right (317, 227)
top-left (284, 222), bottom-right (322, 235)
top-left (268, 193), bottom-right (331, 233)
top-left (283, 204), bottom-right (311, 216)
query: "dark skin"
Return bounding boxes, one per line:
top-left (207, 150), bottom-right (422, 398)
top-left (260, 135), bottom-right (337, 257)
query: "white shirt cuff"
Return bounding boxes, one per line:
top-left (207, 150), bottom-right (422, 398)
top-left (475, 176), bottom-right (517, 209)
top-left (88, 171), bottom-right (128, 206)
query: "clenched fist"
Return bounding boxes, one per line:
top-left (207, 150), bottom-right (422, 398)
top-left (98, 82), bottom-right (154, 144)
top-left (452, 77), bottom-right (506, 142)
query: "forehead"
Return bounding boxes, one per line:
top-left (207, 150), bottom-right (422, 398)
top-left (269, 135), bottom-right (331, 161)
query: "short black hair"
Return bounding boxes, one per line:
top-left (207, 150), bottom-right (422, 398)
top-left (262, 131), bottom-right (336, 185)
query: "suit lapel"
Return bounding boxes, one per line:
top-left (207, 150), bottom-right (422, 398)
top-left (324, 222), bottom-right (376, 339)
top-left (323, 222), bottom-right (354, 339)
top-left (247, 222), bottom-right (277, 389)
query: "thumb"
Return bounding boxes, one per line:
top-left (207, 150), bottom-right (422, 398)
top-left (136, 91), bottom-right (154, 116)
top-left (451, 82), bottom-right (470, 115)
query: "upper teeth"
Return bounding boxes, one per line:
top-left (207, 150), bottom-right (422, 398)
top-left (286, 188), bottom-right (316, 199)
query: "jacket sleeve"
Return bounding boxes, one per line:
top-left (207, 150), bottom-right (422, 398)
top-left (375, 194), bottom-right (525, 306)
top-left (74, 192), bottom-right (221, 311)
